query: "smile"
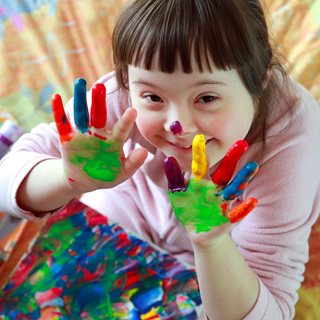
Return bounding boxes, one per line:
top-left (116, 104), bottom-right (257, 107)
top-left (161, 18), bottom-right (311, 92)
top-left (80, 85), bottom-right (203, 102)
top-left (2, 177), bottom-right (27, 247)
top-left (169, 138), bottom-right (215, 150)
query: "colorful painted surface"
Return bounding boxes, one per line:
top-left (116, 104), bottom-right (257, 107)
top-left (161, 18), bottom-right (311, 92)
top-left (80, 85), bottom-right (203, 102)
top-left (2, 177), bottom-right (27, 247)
top-left (0, 200), bottom-right (201, 319)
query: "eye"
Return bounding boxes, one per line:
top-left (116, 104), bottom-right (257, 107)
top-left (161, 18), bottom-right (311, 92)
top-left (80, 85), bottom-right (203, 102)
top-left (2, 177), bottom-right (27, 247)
top-left (143, 94), bottom-right (163, 103)
top-left (197, 95), bottom-right (218, 103)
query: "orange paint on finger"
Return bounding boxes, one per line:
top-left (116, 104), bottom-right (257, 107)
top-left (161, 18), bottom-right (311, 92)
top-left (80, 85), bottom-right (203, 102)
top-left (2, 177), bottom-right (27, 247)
top-left (227, 198), bottom-right (258, 223)
top-left (52, 94), bottom-right (74, 142)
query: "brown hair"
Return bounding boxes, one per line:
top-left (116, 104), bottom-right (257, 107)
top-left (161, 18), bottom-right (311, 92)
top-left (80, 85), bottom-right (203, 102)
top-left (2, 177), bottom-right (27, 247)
top-left (112, 0), bottom-right (296, 142)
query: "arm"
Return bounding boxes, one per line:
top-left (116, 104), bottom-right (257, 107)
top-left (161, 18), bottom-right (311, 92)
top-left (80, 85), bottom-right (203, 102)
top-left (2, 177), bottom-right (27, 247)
top-left (165, 132), bottom-right (320, 319)
top-left (16, 158), bottom-right (79, 214)
top-left (165, 137), bottom-right (260, 319)
top-left (193, 233), bottom-right (259, 320)
top-left (0, 77), bottom-right (147, 218)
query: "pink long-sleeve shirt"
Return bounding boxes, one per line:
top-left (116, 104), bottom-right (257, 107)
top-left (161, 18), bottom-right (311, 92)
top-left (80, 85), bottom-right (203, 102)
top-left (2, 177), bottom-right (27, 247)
top-left (1, 72), bottom-right (320, 319)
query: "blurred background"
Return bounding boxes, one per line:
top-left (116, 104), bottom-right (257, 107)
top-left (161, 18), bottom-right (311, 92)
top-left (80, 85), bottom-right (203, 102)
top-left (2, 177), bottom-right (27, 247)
top-left (0, 0), bottom-right (319, 131)
top-left (0, 1), bottom-right (319, 318)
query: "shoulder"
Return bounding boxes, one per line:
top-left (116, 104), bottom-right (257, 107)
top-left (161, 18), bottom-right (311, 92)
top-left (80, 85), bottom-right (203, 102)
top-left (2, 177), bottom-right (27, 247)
top-left (240, 80), bottom-right (320, 223)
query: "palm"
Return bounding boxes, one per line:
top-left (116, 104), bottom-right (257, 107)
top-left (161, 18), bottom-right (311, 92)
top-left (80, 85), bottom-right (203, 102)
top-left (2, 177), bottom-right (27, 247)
top-left (52, 78), bottom-right (146, 193)
top-left (164, 137), bottom-right (259, 243)
top-left (60, 132), bottom-right (122, 187)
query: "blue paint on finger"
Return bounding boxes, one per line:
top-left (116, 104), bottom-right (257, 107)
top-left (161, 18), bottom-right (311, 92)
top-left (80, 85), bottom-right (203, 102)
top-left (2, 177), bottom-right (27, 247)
top-left (74, 78), bottom-right (89, 133)
top-left (221, 161), bottom-right (259, 200)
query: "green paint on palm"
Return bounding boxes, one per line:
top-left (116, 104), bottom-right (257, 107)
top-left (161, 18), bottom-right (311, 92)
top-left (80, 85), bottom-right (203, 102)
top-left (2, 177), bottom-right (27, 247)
top-left (69, 137), bottom-right (122, 182)
top-left (169, 179), bottom-right (229, 233)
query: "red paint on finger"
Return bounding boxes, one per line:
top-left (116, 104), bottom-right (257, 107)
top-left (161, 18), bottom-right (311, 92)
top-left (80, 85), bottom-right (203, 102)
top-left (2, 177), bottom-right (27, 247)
top-left (51, 94), bottom-right (74, 142)
top-left (91, 83), bottom-right (107, 129)
top-left (93, 132), bottom-right (107, 140)
top-left (211, 140), bottom-right (248, 186)
top-left (227, 198), bottom-right (258, 223)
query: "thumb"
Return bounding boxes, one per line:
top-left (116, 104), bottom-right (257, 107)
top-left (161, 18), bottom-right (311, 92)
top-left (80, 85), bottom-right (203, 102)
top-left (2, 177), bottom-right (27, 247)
top-left (122, 148), bottom-right (148, 177)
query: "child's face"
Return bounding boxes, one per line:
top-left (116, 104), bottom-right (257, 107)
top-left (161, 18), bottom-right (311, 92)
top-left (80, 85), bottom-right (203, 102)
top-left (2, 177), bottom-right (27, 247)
top-left (128, 63), bottom-right (255, 172)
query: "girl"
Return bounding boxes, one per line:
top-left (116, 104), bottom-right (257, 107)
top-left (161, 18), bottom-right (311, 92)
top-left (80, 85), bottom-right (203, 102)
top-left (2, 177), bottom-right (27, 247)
top-left (1, 0), bottom-right (320, 319)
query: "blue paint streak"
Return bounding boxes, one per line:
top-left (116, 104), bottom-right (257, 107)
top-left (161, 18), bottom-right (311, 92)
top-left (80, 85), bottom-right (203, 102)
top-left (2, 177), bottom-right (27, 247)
top-left (131, 287), bottom-right (163, 313)
top-left (74, 78), bottom-right (89, 133)
top-left (75, 282), bottom-right (106, 312)
top-left (222, 161), bottom-right (258, 200)
top-left (40, 297), bottom-right (64, 308)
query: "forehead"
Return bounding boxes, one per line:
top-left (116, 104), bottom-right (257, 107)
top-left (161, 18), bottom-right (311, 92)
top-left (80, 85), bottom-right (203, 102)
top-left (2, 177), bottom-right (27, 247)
top-left (133, 46), bottom-right (222, 74)
top-left (127, 64), bottom-right (241, 89)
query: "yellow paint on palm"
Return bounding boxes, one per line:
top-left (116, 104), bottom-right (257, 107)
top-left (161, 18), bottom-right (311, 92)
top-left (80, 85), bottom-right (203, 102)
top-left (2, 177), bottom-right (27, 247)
top-left (192, 134), bottom-right (207, 180)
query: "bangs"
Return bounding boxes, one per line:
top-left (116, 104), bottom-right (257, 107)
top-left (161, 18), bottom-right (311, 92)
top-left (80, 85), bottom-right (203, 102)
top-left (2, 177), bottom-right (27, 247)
top-left (113, 0), bottom-right (258, 74)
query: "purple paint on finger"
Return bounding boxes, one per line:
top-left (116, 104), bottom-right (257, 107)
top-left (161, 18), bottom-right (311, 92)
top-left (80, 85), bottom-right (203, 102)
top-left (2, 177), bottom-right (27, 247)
top-left (170, 121), bottom-right (183, 135)
top-left (163, 157), bottom-right (187, 192)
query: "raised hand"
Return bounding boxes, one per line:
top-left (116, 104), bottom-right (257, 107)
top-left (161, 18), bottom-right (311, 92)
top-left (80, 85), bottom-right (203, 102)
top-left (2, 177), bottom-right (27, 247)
top-left (52, 78), bottom-right (147, 193)
top-left (164, 135), bottom-right (258, 235)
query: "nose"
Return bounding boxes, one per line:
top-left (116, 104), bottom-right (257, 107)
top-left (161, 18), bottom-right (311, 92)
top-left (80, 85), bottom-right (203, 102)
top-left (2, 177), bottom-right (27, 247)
top-left (164, 104), bottom-right (197, 134)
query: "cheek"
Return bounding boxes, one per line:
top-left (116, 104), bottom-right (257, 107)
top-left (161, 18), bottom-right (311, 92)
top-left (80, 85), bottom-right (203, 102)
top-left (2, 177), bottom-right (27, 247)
top-left (135, 110), bottom-right (163, 139)
top-left (220, 113), bottom-right (253, 142)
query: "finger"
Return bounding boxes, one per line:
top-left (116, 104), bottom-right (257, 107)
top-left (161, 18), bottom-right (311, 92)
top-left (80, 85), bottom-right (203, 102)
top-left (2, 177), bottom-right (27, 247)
top-left (221, 161), bottom-right (259, 200)
top-left (90, 83), bottom-right (107, 129)
top-left (122, 148), bottom-right (148, 178)
top-left (211, 140), bottom-right (248, 187)
top-left (163, 157), bottom-right (187, 192)
top-left (51, 94), bottom-right (74, 142)
top-left (112, 108), bottom-right (137, 141)
top-left (227, 198), bottom-right (258, 223)
top-left (192, 134), bottom-right (208, 180)
top-left (74, 78), bottom-right (89, 133)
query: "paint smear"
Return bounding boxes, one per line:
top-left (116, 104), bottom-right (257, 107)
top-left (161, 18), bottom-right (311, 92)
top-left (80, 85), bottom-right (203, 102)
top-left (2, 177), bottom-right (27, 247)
top-left (0, 200), bottom-right (202, 319)
top-left (68, 136), bottom-right (122, 182)
top-left (169, 178), bottom-right (229, 233)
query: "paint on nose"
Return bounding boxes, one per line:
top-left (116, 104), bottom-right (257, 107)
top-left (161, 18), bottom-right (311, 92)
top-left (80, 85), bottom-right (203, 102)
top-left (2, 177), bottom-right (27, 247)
top-left (170, 121), bottom-right (183, 135)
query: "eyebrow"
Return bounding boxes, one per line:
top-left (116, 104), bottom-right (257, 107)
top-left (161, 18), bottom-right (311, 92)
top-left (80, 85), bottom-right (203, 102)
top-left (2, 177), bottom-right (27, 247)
top-left (131, 79), bottom-right (227, 88)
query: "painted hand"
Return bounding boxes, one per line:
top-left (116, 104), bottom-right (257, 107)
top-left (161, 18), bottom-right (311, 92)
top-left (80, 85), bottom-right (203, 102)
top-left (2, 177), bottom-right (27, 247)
top-left (52, 78), bottom-right (147, 193)
top-left (164, 135), bottom-right (259, 236)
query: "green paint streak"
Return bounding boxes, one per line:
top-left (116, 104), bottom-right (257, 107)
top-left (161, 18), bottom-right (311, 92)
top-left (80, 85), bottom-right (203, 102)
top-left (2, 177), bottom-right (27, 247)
top-left (68, 137), bottom-right (122, 182)
top-left (169, 178), bottom-right (229, 233)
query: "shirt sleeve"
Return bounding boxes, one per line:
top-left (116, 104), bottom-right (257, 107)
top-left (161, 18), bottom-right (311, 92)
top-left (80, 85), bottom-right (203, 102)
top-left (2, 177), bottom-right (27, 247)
top-left (233, 126), bottom-right (320, 319)
top-left (0, 122), bottom-right (61, 219)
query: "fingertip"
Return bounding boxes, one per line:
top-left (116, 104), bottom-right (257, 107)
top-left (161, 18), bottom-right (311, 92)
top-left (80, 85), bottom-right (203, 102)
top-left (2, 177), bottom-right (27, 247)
top-left (75, 77), bottom-right (87, 86)
top-left (51, 93), bottom-right (62, 108)
top-left (125, 107), bottom-right (138, 119)
top-left (135, 147), bottom-right (148, 164)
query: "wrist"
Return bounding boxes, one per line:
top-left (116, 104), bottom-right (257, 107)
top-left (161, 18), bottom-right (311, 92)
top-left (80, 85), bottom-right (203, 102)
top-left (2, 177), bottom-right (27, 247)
top-left (190, 232), bottom-right (230, 253)
top-left (17, 159), bottom-right (81, 214)
top-left (188, 221), bottom-right (233, 251)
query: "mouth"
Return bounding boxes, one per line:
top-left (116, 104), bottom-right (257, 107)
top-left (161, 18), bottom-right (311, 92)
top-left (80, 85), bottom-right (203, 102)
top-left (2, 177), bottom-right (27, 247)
top-left (169, 137), bottom-right (215, 150)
